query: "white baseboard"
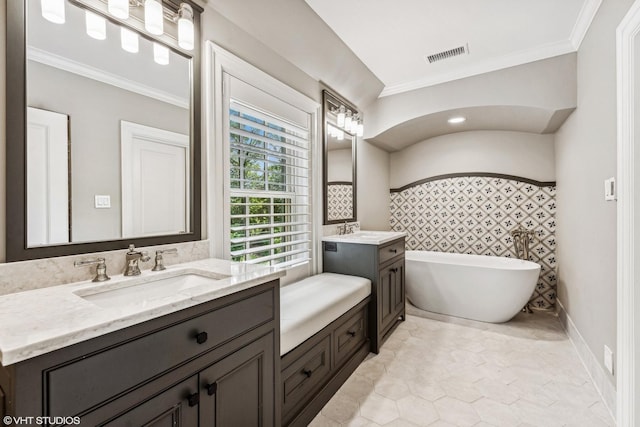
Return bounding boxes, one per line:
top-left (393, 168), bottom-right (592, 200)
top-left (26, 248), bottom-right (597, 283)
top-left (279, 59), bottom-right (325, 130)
top-left (556, 299), bottom-right (616, 422)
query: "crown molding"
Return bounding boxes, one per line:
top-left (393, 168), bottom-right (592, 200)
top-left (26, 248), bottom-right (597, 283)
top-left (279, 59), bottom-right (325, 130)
top-left (569, 0), bottom-right (603, 49)
top-left (27, 46), bottom-right (189, 109)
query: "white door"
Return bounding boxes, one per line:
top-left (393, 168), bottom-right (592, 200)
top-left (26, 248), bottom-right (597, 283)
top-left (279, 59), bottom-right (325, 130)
top-left (121, 121), bottom-right (189, 238)
top-left (27, 106), bottom-right (69, 246)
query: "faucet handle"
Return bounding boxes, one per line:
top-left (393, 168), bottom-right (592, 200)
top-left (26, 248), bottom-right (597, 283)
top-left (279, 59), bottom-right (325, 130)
top-left (74, 257), bottom-right (110, 282)
top-left (152, 248), bottom-right (178, 271)
top-left (127, 244), bottom-right (136, 253)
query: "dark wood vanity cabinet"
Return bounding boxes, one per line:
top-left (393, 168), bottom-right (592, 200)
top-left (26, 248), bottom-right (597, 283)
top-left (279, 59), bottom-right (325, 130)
top-left (0, 280), bottom-right (280, 427)
top-left (323, 237), bottom-right (406, 353)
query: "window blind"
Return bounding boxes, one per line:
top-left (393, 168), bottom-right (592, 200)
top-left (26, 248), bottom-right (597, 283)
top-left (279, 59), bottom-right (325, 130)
top-left (229, 99), bottom-right (311, 267)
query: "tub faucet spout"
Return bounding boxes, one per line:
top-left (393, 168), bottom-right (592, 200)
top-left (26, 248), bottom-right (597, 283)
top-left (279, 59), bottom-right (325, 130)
top-left (510, 225), bottom-right (535, 260)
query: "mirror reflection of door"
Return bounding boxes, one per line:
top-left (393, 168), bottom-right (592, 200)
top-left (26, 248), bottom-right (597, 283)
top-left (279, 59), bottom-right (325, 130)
top-left (27, 106), bottom-right (70, 246)
top-left (120, 121), bottom-right (189, 238)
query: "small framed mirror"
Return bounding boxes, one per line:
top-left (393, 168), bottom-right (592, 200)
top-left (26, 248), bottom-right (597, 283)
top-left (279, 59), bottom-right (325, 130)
top-left (323, 90), bottom-right (357, 225)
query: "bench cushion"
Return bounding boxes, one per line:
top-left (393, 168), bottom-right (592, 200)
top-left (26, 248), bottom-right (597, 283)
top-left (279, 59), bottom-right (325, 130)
top-left (280, 273), bottom-right (371, 355)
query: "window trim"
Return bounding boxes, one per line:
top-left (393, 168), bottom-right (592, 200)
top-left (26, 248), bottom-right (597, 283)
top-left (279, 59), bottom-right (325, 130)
top-left (205, 42), bottom-right (321, 278)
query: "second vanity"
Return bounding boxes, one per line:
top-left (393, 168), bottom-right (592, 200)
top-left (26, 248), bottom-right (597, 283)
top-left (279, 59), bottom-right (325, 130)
top-left (322, 231), bottom-right (406, 353)
top-left (0, 259), bottom-right (284, 426)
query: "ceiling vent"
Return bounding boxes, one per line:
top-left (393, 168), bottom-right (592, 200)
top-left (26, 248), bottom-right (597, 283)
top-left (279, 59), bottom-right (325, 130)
top-left (425, 45), bottom-right (469, 64)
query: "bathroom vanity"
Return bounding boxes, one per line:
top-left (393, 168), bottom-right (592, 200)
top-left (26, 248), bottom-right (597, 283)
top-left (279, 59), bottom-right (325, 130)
top-left (322, 231), bottom-right (406, 353)
top-left (0, 259), bottom-right (283, 426)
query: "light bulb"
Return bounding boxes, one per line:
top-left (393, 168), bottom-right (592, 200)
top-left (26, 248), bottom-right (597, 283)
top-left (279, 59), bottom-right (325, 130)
top-left (350, 116), bottom-right (359, 133)
top-left (108, 0), bottom-right (129, 19)
top-left (357, 121), bottom-right (364, 137)
top-left (344, 111), bottom-right (353, 130)
top-left (337, 106), bottom-right (346, 128)
top-left (178, 3), bottom-right (195, 50)
top-left (337, 129), bottom-right (344, 141)
top-left (121, 27), bottom-right (139, 53)
top-left (41, 0), bottom-right (65, 23)
top-left (154, 43), bottom-right (170, 65)
top-left (85, 11), bottom-right (106, 40)
top-left (144, 0), bottom-right (164, 35)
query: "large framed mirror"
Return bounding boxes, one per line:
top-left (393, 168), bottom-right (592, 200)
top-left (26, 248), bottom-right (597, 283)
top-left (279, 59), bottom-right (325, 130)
top-left (6, 0), bottom-right (202, 261)
top-left (322, 90), bottom-right (357, 225)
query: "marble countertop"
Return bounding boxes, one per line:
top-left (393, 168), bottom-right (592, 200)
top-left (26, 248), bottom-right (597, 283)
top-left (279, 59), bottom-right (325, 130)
top-left (322, 230), bottom-right (406, 245)
top-left (0, 258), bottom-right (285, 366)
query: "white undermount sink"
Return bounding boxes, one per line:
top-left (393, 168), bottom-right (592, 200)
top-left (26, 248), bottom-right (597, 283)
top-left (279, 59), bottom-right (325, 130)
top-left (322, 230), bottom-right (407, 245)
top-left (74, 272), bottom-right (230, 309)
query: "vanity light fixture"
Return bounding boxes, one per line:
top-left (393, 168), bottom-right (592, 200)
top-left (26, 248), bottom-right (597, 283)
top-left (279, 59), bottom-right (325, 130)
top-left (177, 3), bottom-right (195, 50)
top-left (108, 0), bottom-right (129, 19)
top-left (337, 129), bottom-right (345, 141)
top-left (85, 10), bottom-right (107, 40)
top-left (357, 120), bottom-right (364, 137)
top-left (121, 27), bottom-right (139, 53)
top-left (41, 0), bottom-right (66, 23)
top-left (153, 42), bottom-right (170, 65)
top-left (144, 0), bottom-right (164, 35)
top-left (448, 116), bottom-right (466, 124)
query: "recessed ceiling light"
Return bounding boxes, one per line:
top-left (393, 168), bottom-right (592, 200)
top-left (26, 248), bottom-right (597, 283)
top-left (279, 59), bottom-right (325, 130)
top-left (448, 116), bottom-right (466, 124)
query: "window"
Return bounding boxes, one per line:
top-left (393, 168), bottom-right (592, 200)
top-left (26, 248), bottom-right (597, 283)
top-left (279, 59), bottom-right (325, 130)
top-left (228, 100), bottom-right (311, 268)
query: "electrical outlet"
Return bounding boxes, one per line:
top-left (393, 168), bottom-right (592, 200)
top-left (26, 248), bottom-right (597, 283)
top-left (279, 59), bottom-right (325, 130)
top-left (604, 345), bottom-right (614, 375)
top-left (95, 195), bottom-right (111, 209)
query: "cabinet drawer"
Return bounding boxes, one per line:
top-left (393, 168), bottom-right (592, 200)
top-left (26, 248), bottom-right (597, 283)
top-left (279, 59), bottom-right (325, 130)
top-left (46, 289), bottom-right (274, 417)
top-left (333, 307), bottom-right (367, 368)
top-left (378, 239), bottom-right (405, 265)
top-left (282, 335), bottom-right (332, 424)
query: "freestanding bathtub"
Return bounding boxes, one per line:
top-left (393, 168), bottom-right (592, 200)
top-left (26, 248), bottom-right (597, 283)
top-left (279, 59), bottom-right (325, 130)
top-left (405, 251), bottom-right (541, 323)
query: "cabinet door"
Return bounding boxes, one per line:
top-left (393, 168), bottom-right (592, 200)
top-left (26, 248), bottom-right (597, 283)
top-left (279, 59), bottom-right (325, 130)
top-left (100, 375), bottom-right (199, 427)
top-left (199, 333), bottom-right (275, 427)
top-left (378, 264), bottom-right (396, 334)
top-left (392, 259), bottom-right (405, 316)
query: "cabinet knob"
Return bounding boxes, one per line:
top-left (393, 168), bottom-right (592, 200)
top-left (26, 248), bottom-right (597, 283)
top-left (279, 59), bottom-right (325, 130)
top-left (206, 382), bottom-right (218, 396)
top-left (347, 330), bottom-right (356, 337)
top-left (195, 331), bottom-right (208, 344)
top-left (302, 369), bottom-right (313, 378)
top-left (187, 392), bottom-right (200, 407)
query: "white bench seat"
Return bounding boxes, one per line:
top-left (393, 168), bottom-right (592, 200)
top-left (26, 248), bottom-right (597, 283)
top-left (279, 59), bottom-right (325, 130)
top-left (280, 273), bottom-right (371, 355)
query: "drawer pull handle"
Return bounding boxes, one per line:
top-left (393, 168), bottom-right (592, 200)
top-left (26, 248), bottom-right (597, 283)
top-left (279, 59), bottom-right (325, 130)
top-left (187, 392), bottom-right (200, 407)
top-left (195, 331), bottom-right (208, 344)
top-left (347, 330), bottom-right (356, 337)
top-left (390, 268), bottom-right (398, 273)
top-left (390, 249), bottom-right (398, 253)
top-left (206, 382), bottom-right (218, 396)
top-left (302, 369), bottom-right (313, 378)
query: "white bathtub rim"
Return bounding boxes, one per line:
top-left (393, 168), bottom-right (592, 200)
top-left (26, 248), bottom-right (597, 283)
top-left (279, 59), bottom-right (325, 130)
top-left (405, 250), bottom-right (541, 272)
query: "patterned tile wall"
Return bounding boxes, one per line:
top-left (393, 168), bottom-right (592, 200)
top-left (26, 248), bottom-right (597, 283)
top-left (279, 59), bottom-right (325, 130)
top-left (327, 183), bottom-right (354, 221)
top-left (390, 175), bottom-right (557, 309)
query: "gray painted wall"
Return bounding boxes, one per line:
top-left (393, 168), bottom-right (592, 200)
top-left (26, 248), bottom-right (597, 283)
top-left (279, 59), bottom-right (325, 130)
top-left (358, 139), bottom-right (391, 230)
top-left (390, 131), bottom-right (556, 189)
top-left (555, 0), bottom-right (635, 387)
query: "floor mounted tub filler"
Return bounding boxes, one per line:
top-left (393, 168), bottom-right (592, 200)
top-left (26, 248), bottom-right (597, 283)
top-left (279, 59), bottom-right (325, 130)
top-left (405, 251), bottom-right (541, 323)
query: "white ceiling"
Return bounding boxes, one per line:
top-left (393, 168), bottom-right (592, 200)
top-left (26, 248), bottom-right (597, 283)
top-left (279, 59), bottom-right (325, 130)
top-left (304, 0), bottom-right (601, 97)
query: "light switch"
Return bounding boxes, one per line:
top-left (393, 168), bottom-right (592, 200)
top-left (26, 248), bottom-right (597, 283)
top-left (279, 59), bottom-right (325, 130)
top-left (95, 195), bottom-right (111, 209)
top-left (604, 177), bottom-right (616, 201)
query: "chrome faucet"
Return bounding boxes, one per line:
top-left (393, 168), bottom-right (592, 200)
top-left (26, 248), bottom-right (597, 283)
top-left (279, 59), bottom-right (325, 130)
top-left (152, 248), bottom-right (178, 271)
top-left (74, 257), bottom-right (110, 282)
top-left (124, 244), bottom-right (150, 276)
top-left (337, 221), bottom-right (355, 235)
top-left (510, 225), bottom-right (536, 260)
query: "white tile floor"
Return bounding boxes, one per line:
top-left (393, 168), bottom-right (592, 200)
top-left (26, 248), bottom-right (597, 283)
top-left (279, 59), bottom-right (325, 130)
top-left (310, 306), bottom-right (614, 427)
